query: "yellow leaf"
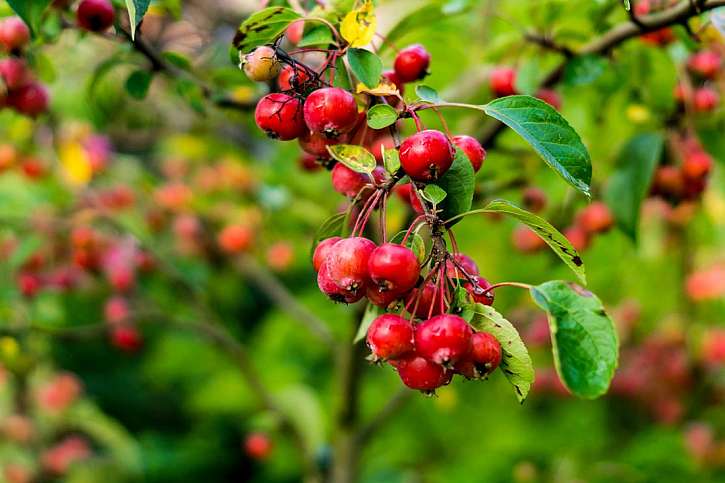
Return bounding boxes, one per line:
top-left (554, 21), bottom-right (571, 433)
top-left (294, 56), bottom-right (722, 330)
top-left (340, 1), bottom-right (376, 48)
top-left (59, 140), bottom-right (93, 186)
top-left (356, 81), bottom-right (400, 96)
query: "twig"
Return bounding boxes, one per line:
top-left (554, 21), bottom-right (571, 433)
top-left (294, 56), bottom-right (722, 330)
top-left (236, 256), bottom-right (335, 348)
top-left (523, 32), bottom-right (574, 57)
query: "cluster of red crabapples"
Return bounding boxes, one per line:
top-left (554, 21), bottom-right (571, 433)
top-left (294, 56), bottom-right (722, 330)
top-left (0, 16), bottom-right (50, 117)
top-left (674, 47), bottom-right (722, 114)
top-left (242, 41), bottom-right (506, 392)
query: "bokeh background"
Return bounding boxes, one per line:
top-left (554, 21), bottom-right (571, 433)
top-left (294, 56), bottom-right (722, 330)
top-left (1, 0), bottom-right (724, 482)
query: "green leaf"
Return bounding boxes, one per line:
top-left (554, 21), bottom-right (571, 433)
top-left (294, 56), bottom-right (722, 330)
top-left (422, 184), bottom-right (447, 205)
top-left (298, 24), bottom-right (333, 47)
top-left (381, 2), bottom-right (471, 53)
top-left (415, 85), bottom-right (442, 103)
top-left (514, 59), bottom-right (542, 96)
top-left (448, 199), bottom-right (586, 284)
top-left (125, 70), bottom-right (153, 100)
top-left (563, 54), bottom-right (607, 87)
top-left (530, 281), bottom-right (618, 399)
top-left (27, 50), bottom-right (56, 83)
top-left (327, 144), bottom-right (376, 174)
top-left (604, 133), bottom-right (664, 241)
top-left (367, 104), bottom-right (398, 129)
top-left (5, 0), bottom-right (51, 35)
top-left (483, 96), bottom-right (592, 196)
top-left (334, 55), bottom-right (352, 91)
top-left (162, 51), bottom-right (192, 71)
top-left (354, 303), bottom-right (383, 343)
top-left (436, 148), bottom-right (475, 226)
top-left (125, 0), bottom-right (151, 40)
top-left (175, 78), bottom-right (205, 114)
top-left (310, 212), bottom-right (346, 256)
top-left (470, 304), bottom-right (535, 403)
top-left (233, 7), bottom-right (301, 53)
top-left (383, 148), bottom-right (400, 175)
top-left (389, 231), bottom-right (426, 264)
top-left (346, 48), bottom-right (382, 89)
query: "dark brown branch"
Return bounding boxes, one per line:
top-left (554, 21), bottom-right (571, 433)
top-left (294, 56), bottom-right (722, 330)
top-left (523, 32), bottom-right (574, 57)
top-left (480, 0), bottom-right (725, 147)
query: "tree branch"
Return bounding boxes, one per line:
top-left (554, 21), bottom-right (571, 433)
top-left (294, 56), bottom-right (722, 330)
top-left (480, 0), bottom-right (725, 147)
top-left (236, 256), bottom-right (335, 348)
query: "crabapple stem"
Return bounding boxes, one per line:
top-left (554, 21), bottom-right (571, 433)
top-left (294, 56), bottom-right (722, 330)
top-left (482, 281), bottom-right (533, 294)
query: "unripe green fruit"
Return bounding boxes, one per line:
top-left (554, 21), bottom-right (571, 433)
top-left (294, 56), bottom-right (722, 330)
top-left (241, 46), bottom-right (281, 82)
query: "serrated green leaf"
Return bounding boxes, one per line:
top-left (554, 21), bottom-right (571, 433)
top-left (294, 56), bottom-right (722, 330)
top-left (298, 24), bottom-right (333, 47)
top-left (5, 0), bottom-right (51, 35)
top-left (233, 7), bottom-right (301, 53)
top-left (604, 133), bottom-right (664, 241)
top-left (347, 48), bottom-right (382, 89)
top-left (354, 303), bottom-right (383, 343)
top-left (125, 70), bottom-right (153, 100)
top-left (470, 304), bottom-right (534, 403)
top-left (125, 0), bottom-right (151, 40)
top-left (383, 148), bottom-right (400, 175)
top-left (436, 148), bottom-right (474, 226)
top-left (367, 104), bottom-right (398, 129)
top-left (415, 85), bottom-right (442, 103)
top-left (447, 199), bottom-right (586, 284)
top-left (530, 281), bottom-right (618, 399)
top-left (483, 95), bottom-right (592, 196)
top-left (327, 144), bottom-right (376, 173)
top-left (422, 184), bottom-right (447, 205)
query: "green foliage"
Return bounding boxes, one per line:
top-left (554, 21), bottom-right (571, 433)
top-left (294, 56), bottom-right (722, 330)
top-left (327, 144), bottom-right (377, 173)
top-left (346, 48), bottom-right (383, 88)
top-left (435, 148), bottom-right (475, 226)
top-left (367, 104), bottom-right (398, 129)
top-left (125, 0), bottom-right (151, 40)
top-left (5, 0), bottom-right (51, 34)
top-left (233, 7), bottom-right (301, 53)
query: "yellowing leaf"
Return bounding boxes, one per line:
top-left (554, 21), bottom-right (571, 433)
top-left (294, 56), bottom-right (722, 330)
top-left (340, 1), bottom-right (376, 48)
top-left (60, 140), bottom-right (93, 186)
top-left (356, 81), bottom-right (399, 96)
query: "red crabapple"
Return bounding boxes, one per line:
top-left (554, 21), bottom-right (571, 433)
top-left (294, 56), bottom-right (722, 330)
top-left (298, 152), bottom-right (322, 171)
top-left (652, 165), bottom-right (684, 198)
top-left (454, 332), bottom-right (502, 379)
top-left (405, 282), bottom-right (442, 318)
top-left (393, 44), bottom-right (431, 83)
top-left (366, 314), bottom-right (415, 360)
top-left (8, 82), bottom-right (49, 117)
top-left (512, 225), bottom-right (545, 253)
top-left (681, 150), bottom-right (712, 181)
top-left (317, 259), bottom-right (362, 304)
top-left (490, 67), bottom-right (517, 97)
top-left (693, 87), bottom-right (719, 112)
top-left (688, 50), bottom-right (721, 79)
top-left (244, 432), bottom-right (273, 460)
top-left (104, 296), bottom-right (130, 325)
top-left (368, 243), bottom-right (420, 293)
top-left (0, 57), bottom-right (28, 90)
top-left (464, 275), bottom-right (495, 306)
top-left (76, 0), bottom-right (115, 32)
top-left (18, 273), bottom-right (41, 298)
top-left (522, 187), bottom-right (547, 213)
top-left (299, 130), bottom-right (348, 159)
top-left (564, 225), bottom-right (590, 252)
top-left (395, 352), bottom-right (452, 392)
top-left (445, 253), bottom-right (479, 279)
top-left (255, 93), bottom-right (307, 140)
top-left (0, 17), bottom-right (30, 52)
top-left (331, 163), bottom-right (368, 197)
top-left (303, 87), bottom-right (358, 138)
top-left (577, 202), bottom-right (614, 234)
top-left (326, 237), bottom-right (376, 297)
top-left (241, 46), bottom-right (281, 82)
top-left (217, 224), bottom-right (253, 253)
top-left (415, 314), bottom-right (473, 365)
top-left (366, 285), bottom-right (403, 308)
top-left (536, 88), bottom-right (562, 110)
top-left (278, 64), bottom-right (310, 91)
top-left (111, 325), bottom-right (143, 352)
top-left (452, 135), bottom-right (486, 172)
top-left (312, 236), bottom-right (341, 272)
top-left (382, 70), bottom-right (405, 95)
top-left (399, 129), bottom-right (454, 182)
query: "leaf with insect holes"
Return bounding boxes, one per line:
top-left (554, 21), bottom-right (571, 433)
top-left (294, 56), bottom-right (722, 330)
top-left (340, 0), bottom-right (376, 48)
top-left (233, 7), bottom-right (301, 53)
top-left (415, 85), bottom-right (442, 103)
top-left (310, 212), bottom-right (346, 257)
top-left (483, 96), bottom-right (592, 196)
top-left (327, 145), bottom-right (376, 174)
top-left (436, 148), bottom-right (475, 226)
top-left (125, 0), bottom-right (151, 40)
top-left (354, 303), bottom-right (384, 343)
top-left (446, 199), bottom-right (586, 284)
top-left (367, 104), bottom-right (398, 129)
top-left (5, 0), bottom-right (52, 35)
top-left (347, 48), bottom-right (382, 89)
top-left (422, 185), bottom-right (447, 205)
top-left (383, 148), bottom-right (400, 175)
top-left (530, 281), bottom-right (618, 399)
top-left (298, 24), bottom-right (334, 48)
top-left (604, 133), bottom-right (663, 241)
top-left (470, 304), bottom-right (534, 403)
top-left (389, 231), bottom-right (426, 264)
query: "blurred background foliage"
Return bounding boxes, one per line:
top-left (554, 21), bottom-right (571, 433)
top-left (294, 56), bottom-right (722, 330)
top-left (0, 0), bottom-right (724, 482)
